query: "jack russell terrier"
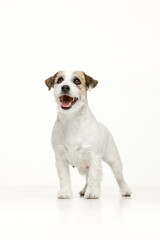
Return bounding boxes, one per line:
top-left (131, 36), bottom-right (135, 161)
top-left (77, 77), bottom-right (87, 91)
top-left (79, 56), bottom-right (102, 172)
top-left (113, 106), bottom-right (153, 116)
top-left (45, 71), bottom-right (131, 199)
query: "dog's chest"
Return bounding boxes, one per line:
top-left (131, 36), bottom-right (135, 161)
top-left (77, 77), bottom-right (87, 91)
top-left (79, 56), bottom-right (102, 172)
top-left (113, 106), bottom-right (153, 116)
top-left (64, 146), bottom-right (89, 168)
top-left (57, 121), bottom-right (90, 168)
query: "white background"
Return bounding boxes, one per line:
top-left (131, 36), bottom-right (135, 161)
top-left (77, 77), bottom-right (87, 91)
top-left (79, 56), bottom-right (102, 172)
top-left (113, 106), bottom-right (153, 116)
top-left (0, 1), bottom-right (160, 240)
top-left (1, 0), bottom-right (160, 188)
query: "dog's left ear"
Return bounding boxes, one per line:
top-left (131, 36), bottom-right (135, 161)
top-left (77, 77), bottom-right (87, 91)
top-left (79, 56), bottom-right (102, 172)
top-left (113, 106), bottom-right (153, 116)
top-left (45, 72), bottom-right (58, 90)
top-left (82, 72), bottom-right (98, 89)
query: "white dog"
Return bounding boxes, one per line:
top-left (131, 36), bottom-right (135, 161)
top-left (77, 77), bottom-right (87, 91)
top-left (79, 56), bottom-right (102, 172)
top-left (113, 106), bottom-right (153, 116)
top-left (45, 71), bottom-right (131, 199)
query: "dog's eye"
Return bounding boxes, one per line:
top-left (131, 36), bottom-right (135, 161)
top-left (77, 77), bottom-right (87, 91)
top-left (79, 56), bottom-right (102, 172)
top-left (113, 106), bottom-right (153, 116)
top-left (57, 77), bottom-right (64, 84)
top-left (74, 78), bottom-right (81, 85)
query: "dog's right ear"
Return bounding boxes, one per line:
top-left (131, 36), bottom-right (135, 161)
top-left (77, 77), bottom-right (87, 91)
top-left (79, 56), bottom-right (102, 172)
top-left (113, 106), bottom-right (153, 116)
top-left (45, 72), bottom-right (58, 90)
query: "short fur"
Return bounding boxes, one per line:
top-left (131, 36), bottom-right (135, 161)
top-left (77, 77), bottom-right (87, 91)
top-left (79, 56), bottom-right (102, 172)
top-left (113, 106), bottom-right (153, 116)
top-left (45, 70), bottom-right (131, 199)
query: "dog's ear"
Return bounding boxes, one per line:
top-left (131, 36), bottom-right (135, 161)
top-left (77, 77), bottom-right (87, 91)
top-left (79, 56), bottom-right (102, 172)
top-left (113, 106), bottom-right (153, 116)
top-left (82, 72), bottom-right (98, 89)
top-left (45, 72), bottom-right (59, 90)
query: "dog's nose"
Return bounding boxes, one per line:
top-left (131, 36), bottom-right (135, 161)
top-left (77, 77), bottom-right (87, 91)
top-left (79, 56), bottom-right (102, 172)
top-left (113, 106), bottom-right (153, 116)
top-left (61, 85), bottom-right (70, 93)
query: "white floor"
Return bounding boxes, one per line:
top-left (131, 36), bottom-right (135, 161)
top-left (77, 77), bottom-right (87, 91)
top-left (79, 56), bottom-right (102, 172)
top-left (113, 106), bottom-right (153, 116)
top-left (0, 186), bottom-right (159, 240)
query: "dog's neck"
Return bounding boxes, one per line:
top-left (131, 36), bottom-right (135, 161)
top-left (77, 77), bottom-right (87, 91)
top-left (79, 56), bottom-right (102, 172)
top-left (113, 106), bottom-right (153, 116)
top-left (57, 99), bottom-right (94, 125)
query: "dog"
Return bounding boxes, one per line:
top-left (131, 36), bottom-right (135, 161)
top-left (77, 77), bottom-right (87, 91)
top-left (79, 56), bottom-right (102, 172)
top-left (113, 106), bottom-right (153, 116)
top-left (45, 71), bottom-right (131, 199)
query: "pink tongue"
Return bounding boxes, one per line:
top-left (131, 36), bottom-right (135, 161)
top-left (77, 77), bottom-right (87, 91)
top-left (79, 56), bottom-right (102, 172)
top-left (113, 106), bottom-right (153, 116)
top-left (61, 101), bottom-right (71, 108)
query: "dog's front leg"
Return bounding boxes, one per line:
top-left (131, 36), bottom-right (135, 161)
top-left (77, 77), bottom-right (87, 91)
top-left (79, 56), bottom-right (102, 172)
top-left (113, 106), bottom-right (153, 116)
top-left (55, 154), bottom-right (72, 199)
top-left (84, 152), bottom-right (102, 199)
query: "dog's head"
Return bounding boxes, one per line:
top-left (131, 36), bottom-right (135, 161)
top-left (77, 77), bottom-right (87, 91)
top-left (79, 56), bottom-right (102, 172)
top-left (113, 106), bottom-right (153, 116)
top-left (45, 71), bottom-right (98, 112)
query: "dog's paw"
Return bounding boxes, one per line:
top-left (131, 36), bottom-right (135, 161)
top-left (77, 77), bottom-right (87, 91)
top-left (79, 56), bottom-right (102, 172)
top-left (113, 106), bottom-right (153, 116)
top-left (120, 184), bottom-right (132, 197)
top-left (79, 184), bottom-right (87, 197)
top-left (84, 186), bottom-right (100, 199)
top-left (57, 189), bottom-right (72, 199)
top-left (79, 189), bottom-right (85, 196)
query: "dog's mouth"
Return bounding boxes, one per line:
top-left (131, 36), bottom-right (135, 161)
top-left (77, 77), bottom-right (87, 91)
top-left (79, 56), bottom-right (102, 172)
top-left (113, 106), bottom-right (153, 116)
top-left (59, 95), bottom-right (78, 110)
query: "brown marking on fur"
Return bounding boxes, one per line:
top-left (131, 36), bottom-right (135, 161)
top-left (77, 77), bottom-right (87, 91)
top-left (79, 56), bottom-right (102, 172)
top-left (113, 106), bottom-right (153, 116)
top-left (86, 166), bottom-right (89, 169)
top-left (74, 71), bottom-right (98, 89)
top-left (74, 71), bottom-right (87, 89)
top-left (82, 72), bottom-right (98, 89)
top-left (73, 71), bottom-right (98, 98)
top-left (74, 71), bottom-right (88, 98)
top-left (45, 71), bottom-right (63, 90)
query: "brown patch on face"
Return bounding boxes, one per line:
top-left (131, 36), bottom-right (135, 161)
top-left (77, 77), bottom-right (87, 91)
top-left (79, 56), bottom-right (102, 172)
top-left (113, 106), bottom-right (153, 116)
top-left (45, 71), bottom-right (63, 90)
top-left (74, 71), bottom-right (88, 98)
top-left (73, 71), bottom-right (98, 98)
top-left (74, 71), bottom-right (87, 88)
top-left (74, 71), bottom-right (98, 89)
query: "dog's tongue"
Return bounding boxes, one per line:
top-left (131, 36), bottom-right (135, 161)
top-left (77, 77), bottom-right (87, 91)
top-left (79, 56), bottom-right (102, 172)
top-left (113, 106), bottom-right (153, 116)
top-left (61, 100), bottom-right (71, 108)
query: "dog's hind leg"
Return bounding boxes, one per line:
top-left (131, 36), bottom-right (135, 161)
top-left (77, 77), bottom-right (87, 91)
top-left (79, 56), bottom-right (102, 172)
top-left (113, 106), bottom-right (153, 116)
top-left (79, 183), bottom-right (88, 196)
top-left (103, 132), bottom-right (132, 197)
top-left (78, 168), bottom-right (88, 196)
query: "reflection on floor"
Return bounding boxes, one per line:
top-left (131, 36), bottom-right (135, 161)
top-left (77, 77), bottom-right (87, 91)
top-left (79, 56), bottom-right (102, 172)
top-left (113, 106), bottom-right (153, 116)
top-left (0, 186), bottom-right (159, 240)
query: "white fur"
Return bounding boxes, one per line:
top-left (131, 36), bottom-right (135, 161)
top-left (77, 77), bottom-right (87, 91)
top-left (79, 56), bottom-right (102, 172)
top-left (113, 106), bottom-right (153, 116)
top-left (50, 71), bottom-right (131, 199)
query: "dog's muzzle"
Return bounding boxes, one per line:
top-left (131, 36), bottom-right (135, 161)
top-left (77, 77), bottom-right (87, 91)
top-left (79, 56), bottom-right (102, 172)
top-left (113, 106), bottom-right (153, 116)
top-left (59, 95), bottom-right (78, 110)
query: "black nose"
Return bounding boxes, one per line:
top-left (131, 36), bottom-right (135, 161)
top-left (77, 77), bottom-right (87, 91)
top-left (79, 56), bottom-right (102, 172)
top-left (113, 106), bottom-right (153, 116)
top-left (61, 85), bottom-right (70, 93)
